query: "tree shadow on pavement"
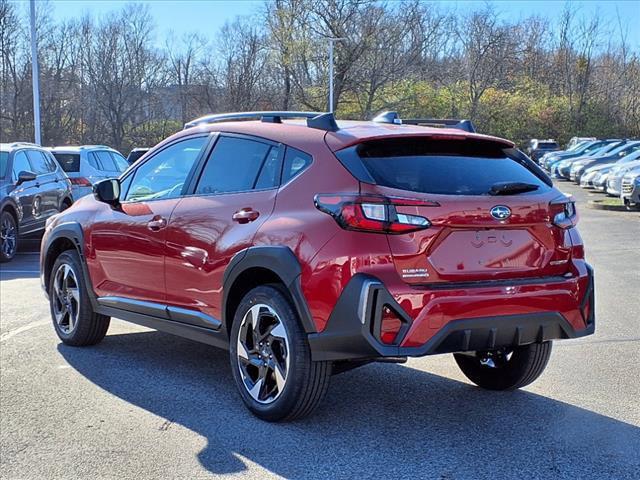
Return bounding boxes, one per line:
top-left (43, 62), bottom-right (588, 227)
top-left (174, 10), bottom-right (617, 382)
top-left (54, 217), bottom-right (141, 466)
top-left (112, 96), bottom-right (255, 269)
top-left (58, 331), bottom-right (640, 479)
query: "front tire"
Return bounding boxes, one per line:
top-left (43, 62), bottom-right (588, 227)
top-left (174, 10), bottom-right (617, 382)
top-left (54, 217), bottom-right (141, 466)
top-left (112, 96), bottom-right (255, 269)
top-left (229, 285), bottom-right (331, 421)
top-left (49, 250), bottom-right (110, 346)
top-left (0, 211), bottom-right (18, 263)
top-left (454, 342), bottom-right (552, 390)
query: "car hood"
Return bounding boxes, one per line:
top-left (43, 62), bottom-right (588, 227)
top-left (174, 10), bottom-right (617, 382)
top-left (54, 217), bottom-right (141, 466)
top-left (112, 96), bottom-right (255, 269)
top-left (611, 159), bottom-right (640, 174)
top-left (585, 164), bottom-right (613, 174)
top-left (622, 170), bottom-right (640, 182)
top-left (560, 155), bottom-right (590, 165)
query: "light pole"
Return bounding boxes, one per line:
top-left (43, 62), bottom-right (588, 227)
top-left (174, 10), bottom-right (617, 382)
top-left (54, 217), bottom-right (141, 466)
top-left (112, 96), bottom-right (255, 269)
top-left (327, 37), bottom-right (346, 113)
top-left (29, 0), bottom-right (41, 145)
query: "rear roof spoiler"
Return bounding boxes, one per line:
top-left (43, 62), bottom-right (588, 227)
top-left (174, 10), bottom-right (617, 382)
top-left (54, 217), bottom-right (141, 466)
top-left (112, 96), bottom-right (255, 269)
top-left (372, 111), bottom-right (477, 133)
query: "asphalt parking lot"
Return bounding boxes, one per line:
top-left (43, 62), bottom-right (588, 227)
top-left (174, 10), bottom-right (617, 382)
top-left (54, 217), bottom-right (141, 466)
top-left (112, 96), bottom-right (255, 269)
top-left (1, 182), bottom-right (639, 480)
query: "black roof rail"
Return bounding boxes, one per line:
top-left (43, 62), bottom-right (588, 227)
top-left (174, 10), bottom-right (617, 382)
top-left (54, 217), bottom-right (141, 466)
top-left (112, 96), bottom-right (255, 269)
top-left (183, 111), bottom-right (339, 132)
top-left (371, 111), bottom-right (476, 133)
top-left (403, 118), bottom-right (476, 133)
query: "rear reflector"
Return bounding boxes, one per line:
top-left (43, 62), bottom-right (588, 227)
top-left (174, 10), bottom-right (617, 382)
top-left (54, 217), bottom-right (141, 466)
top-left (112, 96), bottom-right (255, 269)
top-left (314, 194), bottom-right (432, 234)
top-left (380, 307), bottom-right (403, 344)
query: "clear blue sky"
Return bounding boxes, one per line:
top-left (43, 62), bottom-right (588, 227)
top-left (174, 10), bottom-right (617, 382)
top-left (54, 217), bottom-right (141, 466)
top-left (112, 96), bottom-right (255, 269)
top-left (48, 0), bottom-right (640, 47)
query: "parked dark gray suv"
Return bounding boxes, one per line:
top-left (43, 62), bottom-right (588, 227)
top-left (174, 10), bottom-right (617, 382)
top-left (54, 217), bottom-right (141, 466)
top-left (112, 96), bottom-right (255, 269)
top-left (1, 142), bottom-right (73, 262)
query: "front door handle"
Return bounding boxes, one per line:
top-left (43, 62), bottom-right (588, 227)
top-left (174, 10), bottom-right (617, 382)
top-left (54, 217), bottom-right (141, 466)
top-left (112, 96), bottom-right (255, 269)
top-left (232, 208), bottom-right (259, 224)
top-left (147, 216), bottom-right (167, 231)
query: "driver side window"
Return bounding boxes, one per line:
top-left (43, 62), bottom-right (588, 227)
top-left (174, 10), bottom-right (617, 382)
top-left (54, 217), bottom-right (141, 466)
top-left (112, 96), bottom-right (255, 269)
top-left (124, 137), bottom-right (207, 202)
top-left (11, 151), bottom-right (32, 182)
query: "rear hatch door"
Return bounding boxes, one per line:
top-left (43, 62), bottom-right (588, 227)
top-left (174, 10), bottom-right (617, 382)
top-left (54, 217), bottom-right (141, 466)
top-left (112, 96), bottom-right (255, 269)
top-left (337, 136), bottom-right (572, 285)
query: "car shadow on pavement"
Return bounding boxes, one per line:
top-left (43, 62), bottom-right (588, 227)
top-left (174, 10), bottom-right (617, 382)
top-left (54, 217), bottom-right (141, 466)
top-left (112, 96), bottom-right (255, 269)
top-left (58, 330), bottom-right (640, 479)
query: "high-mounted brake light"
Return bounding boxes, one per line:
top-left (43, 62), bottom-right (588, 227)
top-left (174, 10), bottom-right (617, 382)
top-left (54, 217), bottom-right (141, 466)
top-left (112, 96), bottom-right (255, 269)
top-left (550, 196), bottom-right (578, 229)
top-left (314, 194), bottom-right (434, 234)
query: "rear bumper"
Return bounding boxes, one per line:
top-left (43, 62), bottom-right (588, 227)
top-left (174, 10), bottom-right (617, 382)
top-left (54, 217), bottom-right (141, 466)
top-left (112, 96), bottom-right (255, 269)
top-left (308, 264), bottom-right (595, 361)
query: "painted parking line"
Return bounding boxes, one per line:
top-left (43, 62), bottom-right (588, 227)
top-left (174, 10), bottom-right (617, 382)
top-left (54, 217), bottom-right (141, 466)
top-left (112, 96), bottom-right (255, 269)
top-left (0, 270), bottom-right (40, 274)
top-left (0, 320), bottom-right (50, 343)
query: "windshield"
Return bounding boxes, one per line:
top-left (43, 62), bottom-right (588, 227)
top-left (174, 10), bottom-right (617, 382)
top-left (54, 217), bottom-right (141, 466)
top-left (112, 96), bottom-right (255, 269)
top-left (589, 143), bottom-right (620, 156)
top-left (608, 142), bottom-right (640, 157)
top-left (620, 150), bottom-right (640, 163)
top-left (0, 152), bottom-right (8, 178)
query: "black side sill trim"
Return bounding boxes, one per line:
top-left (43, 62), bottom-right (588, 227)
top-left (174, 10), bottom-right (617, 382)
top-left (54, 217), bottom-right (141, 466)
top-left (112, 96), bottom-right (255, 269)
top-left (95, 304), bottom-right (228, 350)
top-left (97, 296), bottom-right (222, 331)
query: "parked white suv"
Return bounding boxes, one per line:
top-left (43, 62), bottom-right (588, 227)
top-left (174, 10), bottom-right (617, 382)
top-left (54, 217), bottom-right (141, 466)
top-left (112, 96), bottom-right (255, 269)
top-left (49, 146), bottom-right (128, 200)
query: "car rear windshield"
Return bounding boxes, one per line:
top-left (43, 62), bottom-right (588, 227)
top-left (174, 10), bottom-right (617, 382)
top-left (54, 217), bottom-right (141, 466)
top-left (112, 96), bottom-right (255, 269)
top-left (0, 152), bottom-right (8, 178)
top-left (337, 138), bottom-right (550, 196)
top-left (52, 153), bottom-right (81, 172)
top-left (537, 142), bottom-right (558, 149)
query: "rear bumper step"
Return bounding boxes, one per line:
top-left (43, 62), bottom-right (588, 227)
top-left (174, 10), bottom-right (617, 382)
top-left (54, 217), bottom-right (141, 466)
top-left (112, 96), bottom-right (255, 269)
top-left (309, 266), bottom-right (595, 361)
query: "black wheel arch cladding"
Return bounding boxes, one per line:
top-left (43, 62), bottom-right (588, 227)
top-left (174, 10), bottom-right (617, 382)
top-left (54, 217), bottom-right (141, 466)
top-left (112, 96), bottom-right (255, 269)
top-left (223, 246), bottom-right (316, 334)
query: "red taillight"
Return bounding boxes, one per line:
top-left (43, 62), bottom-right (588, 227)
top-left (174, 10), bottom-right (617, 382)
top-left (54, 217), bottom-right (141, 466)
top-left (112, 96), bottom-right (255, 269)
top-left (314, 194), bottom-right (433, 234)
top-left (380, 307), bottom-right (403, 344)
top-left (550, 195), bottom-right (578, 229)
top-left (69, 177), bottom-right (92, 187)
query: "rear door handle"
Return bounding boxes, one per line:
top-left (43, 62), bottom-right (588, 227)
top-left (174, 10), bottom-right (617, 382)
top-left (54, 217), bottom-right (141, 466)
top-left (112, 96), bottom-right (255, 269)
top-left (232, 208), bottom-right (259, 224)
top-left (147, 216), bottom-right (167, 231)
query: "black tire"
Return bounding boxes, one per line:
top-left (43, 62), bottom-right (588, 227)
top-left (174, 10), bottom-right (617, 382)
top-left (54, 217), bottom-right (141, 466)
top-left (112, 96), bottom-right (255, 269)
top-left (229, 285), bottom-right (331, 422)
top-left (454, 342), bottom-right (552, 390)
top-left (61, 198), bottom-right (73, 211)
top-left (49, 250), bottom-right (110, 346)
top-left (0, 210), bottom-right (18, 263)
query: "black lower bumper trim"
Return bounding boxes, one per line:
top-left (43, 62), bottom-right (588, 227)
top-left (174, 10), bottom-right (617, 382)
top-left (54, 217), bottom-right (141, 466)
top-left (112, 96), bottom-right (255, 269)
top-left (308, 270), bottom-right (595, 362)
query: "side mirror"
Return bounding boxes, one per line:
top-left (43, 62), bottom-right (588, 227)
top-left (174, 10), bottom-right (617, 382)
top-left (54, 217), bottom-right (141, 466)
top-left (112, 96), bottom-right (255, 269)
top-left (16, 171), bottom-right (37, 185)
top-left (93, 178), bottom-right (120, 206)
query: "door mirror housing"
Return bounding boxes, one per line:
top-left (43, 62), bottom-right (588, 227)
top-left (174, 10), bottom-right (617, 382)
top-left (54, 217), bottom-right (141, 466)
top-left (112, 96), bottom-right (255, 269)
top-left (93, 178), bottom-right (120, 206)
top-left (16, 171), bottom-right (37, 185)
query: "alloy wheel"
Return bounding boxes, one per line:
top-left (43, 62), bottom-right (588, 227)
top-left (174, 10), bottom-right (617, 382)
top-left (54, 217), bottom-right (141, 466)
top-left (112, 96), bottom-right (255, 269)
top-left (0, 215), bottom-right (17, 258)
top-left (477, 348), bottom-right (514, 368)
top-left (236, 304), bottom-right (290, 404)
top-left (52, 263), bottom-right (80, 334)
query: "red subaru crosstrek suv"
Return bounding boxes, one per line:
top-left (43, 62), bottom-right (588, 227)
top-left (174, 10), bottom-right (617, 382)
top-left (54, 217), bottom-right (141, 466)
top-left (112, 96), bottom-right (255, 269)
top-left (40, 112), bottom-right (594, 421)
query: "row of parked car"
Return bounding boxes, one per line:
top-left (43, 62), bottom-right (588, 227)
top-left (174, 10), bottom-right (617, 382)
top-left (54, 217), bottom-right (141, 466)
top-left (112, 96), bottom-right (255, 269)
top-left (529, 136), bottom-right (640, 209)
top-left (0, 142), bottom-right (148, 262)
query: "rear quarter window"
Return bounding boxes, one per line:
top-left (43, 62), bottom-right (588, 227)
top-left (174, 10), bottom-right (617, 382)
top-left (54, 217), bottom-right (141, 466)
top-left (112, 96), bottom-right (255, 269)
top-left (282, 147), bottom-right (312, 183)
top-left (53, 153), bottom-right (81, 172)
top-left (338, 138), bottom-right (550, 196)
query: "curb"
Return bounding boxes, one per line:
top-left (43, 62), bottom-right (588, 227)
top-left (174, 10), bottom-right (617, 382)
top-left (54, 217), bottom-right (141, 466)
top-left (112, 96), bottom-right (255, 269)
top-left (587, 200), bottom-right (629, 211)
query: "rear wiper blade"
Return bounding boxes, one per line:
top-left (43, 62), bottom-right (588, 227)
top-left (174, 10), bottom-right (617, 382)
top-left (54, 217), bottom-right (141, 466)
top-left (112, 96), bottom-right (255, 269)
top-left (489, 182), bottom-right (539, 195)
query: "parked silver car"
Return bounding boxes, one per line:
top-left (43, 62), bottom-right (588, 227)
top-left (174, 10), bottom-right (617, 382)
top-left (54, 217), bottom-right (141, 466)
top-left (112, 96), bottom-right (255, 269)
top-left (49, 146), bottom-right (128, 199)
top-left (621, 169), bottom-right (640, 210)
top-left (581, 150), bottom-right (640, 191)
top-left (605, 153), bottom-right (640, 196)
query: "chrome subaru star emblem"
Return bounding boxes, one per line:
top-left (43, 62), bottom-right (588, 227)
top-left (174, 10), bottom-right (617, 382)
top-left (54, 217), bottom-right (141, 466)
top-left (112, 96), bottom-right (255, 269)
top-left (490, 205), bottom-right (511, 220)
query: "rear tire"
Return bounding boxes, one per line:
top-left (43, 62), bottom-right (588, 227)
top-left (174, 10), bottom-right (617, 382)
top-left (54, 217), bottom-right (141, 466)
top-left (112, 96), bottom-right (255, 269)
top-left (229, 285), bottom-right (331, 421)
top-left (0, 211), bottom-right (18, 263)
top-left (454, 342), bottom-right (552, 390)
top-left (49, 250), bottom-right (110, 346)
